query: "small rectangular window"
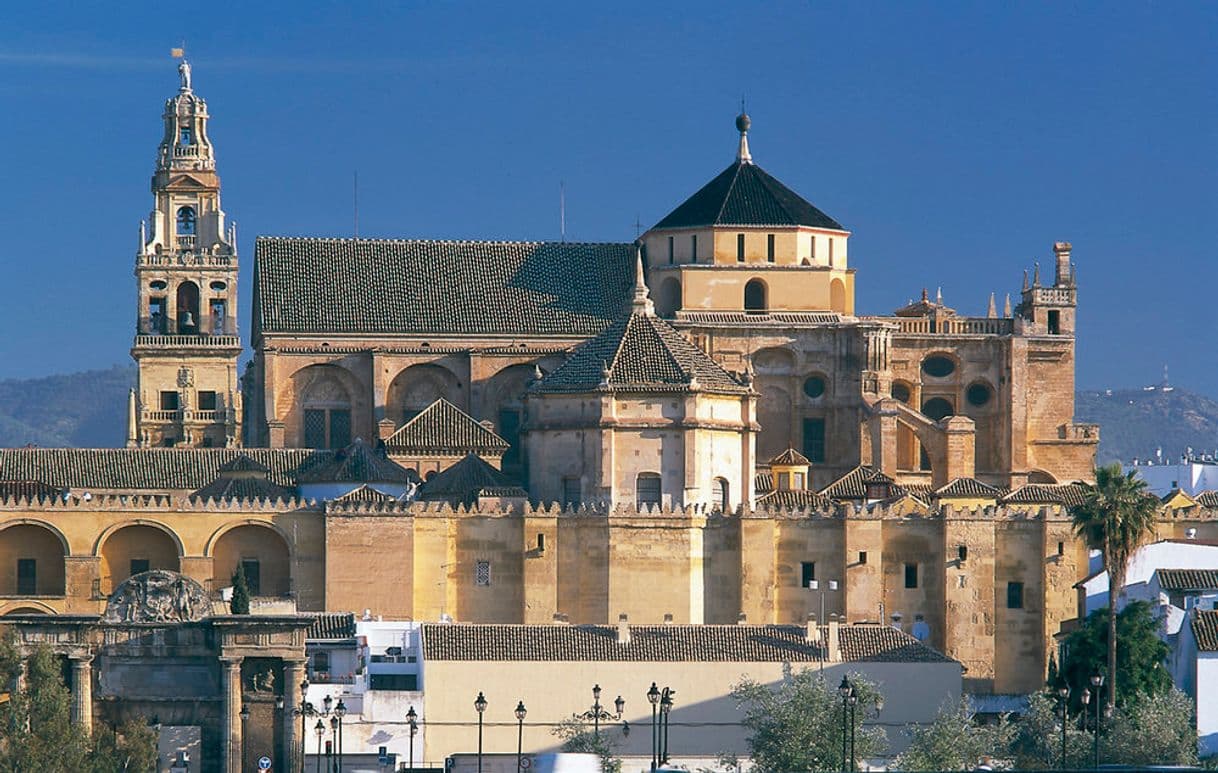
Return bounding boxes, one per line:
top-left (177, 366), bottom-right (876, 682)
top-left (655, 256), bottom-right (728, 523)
top-left (303, 409), bottom-right (326, 449)
top-left (828, 239), bottom-right (835, 266)
top-left (16, 559), bottom-right (36, 596)
top-left (198, 391), bottom-right (217, 411)
top-left (800, 561), bottom-right (816, 587)
top-left (1007, 581), bottom-right (1024, 609)
top-left (904, 562), bottom-right (919, 589)
top-left (793, 472), bottom-right (805, 489)
top-left (179, 127), bottom-right (192, 145)
top-left (810, 235), bottom-right (817, 261)
top-left (802, 418), bottom-right (826, 464)
top-left (858, 551), bottom-right (867, 565)
top-left (562, 477), bottom-right (581, 507)
top-left (241, 559), bottom-right (262, 595)
top-left (1047, 310), bottom-right (1061, 334)
top-left (690, 234), bottom-right (697, 262)
top-left (149, 297), bottom-right (167, 334)
top-left (475, 560), bottom-right (491, 587)
top-left (160, 391), bottom-right (179, 411)
top-left (130, 559), bottom-right (150, 577)
top-left (777, 472), bottom-right (790, 490)
top-left (636, 475), bottom-right (662, 507)
top-left (667, 236), bottom-right (674, 264)
top-left (767, 234), bottom-right (775, 262)
top-left (1057, 541), bottom-right (1065, 557)
top-left (329, 409), bottom-right (352, 449)
top-left (737, 233), bottom-right (745, 262)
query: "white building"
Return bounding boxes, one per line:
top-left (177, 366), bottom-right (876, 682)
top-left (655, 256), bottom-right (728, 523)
top-left (1173, 608), bottom-right (1218, 756)
top-left (1076, 539), bottom-right (1218, 617)
top-left (1126, 456), bottom-right (1218, 497)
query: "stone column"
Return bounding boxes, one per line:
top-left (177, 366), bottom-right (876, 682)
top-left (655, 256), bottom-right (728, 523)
top-left (221, 656), bottom-right (244, 773)
top-left (69, 654), bottom-right (94, 732)
top-left (283, 659), bottom-right (306, 773)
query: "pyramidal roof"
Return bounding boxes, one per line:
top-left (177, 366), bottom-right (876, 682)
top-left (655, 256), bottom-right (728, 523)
top-left (651, 114), bottom-right (845, 232)
top-left (535, 257), bottom-right (748, 395)
top-left (385, 398), bottom-right (509, 457)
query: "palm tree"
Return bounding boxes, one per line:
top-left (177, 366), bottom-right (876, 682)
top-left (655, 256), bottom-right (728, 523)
top-left (1070, 463), bottom-right (1160, 711)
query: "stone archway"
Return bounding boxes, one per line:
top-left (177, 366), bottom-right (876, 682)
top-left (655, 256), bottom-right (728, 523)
top-left (0, 521), bottom-right (67, 597)
top-left (209, 523), bottom-right (292, 597)
top-left (99, 524), bottom-right (181, 594)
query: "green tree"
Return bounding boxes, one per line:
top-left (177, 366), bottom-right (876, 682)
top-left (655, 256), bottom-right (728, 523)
top-left (1060, 601), bottom-right (1171, 710)
top-left (230, 562), bottom-right (251, 614)
top-left (1100, 688), bottom-right (1198, 767)
top-left (731, 667), bottom-right (887, 772)
top-left (551, 717), bottom-right (622, 773)
top-left (1009, 691), bottom-right (1093, 770)
top-left (1070, 462), bottom-right (1160, 711)
top-left (90, 718), bottom-right (159, 773)
top-left (893, 697), bottom-right (1015, 772)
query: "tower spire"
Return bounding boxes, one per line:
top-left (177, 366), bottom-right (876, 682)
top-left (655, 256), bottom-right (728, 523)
top-left (735, 110), bottom-right (752, 164)
top-left (987, 292), bottom-right (997, 318)
top-left (630, 248), bottom-right (655, 316)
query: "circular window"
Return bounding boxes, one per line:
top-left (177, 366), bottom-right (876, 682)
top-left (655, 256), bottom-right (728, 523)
top-left (922, 356), bottom-right (956, 378)
top-left (149, 280), bottom-right (167, 291)
top-left (210, 281), bottom-right (227, 291)
top-left (922, 397), bottom-right (954, 421)
top-left (967, 383), bottom-right (992, 407)
top-left (803, 376), bottom-right (826, 399)
top-left (891, 383), bottom-right (911, 403)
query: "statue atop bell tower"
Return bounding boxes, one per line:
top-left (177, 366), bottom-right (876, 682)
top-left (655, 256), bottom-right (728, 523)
top-left (128, 59), bottom-right (242, 448)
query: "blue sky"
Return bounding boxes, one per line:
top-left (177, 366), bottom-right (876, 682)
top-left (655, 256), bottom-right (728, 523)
top-left (0, 2), bottom-right (1214, 391)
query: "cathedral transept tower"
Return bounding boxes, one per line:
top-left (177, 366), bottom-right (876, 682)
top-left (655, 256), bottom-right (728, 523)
top-left (128, 59), bottom-right (242, 447)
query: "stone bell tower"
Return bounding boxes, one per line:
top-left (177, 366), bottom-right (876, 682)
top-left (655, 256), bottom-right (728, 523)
top-left (128, 58), bottom-right (242, 448)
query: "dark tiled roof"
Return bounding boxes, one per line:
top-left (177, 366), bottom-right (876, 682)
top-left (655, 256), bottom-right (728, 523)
top-left (1191, 609), bottom-right (1218, 652)
top-left (999, 483), bottom-right (1088, 507)
top-left (652, 161), bottom-right (844, 231)
top-left (419, 453), bottom-right (525, 505)
top-left (218, 455), bottom-right (271, 473)
top-left (0, 480), bottom-right (65, 500)
top-left (820, 466), bottom-right (897, 500)
top-left (534, 313), bottom-right (747, 394)
top-left (0, 448), bottom-right (325, 491)
top-left (307, 613), bottom-right (357, 641)
top-left (255, 238), bottom-right (635, 336)
top-left (1157, 569), bottom-right (1218, 591)
top-left (189, 476), bottom-right (297, 502)
top-left (757, 489), bottom-right (833, 509)
top-left (755, 472), bottom-right (774, 493)
top-left (675, 311), bottom-right (844, 326)
top-left (296, 439), bottom-right (414, 484)
top-left (421, 623), bottom-right (952, 663)
top-left (385, 399), bottom-right (509, 457)
top-left (1195, 490), bottom-right (1218, 508)
top-left (770, 448), bottom-right (811, 466)
top-left (934, 478), bottom-right (1003, 499)
top-left (330, 485), bottom-right (404, 504)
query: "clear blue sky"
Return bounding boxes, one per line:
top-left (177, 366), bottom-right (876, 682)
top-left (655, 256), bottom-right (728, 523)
top-left (1, 2), bottom-right (1214, 391)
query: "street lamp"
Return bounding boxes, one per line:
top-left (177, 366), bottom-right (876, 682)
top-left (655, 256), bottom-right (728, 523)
top-left (314, 719), bottom-right (325, 773)
top-left (406, 705), bottom-right (418, 773)
top-left (474, 692), bottom-right (488, 773)
top-left (576, 684), bottom-right (625, 738)
top-left (515, 701), bottom-right (528, 773)
top-left (1056, 685), bottom-right (1070, 770)
top-left (335, 699), bottom-right (347, 773)
top-left (240, 703), bottom-right (251, 772)
top-left (658, 688), bottom-right (674, 766)
top-left (838, 676), bottom-right (853, 773)
top-left (1089, 674), bottom-right (1104, 769)
top-left (848, 689), bottom-right (858, 772)
top-left (297, 680), bottom-right (317, 773)
top-left (647, 682), bottom-right (660, 772)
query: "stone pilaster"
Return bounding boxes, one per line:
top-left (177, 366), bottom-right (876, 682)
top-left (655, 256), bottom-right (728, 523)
top-left (221, 656), bottom-right (244, 773)
top-left (69, 654), bottom-right (93, 731)
top-left (283, 660), bottom-right (306, 773)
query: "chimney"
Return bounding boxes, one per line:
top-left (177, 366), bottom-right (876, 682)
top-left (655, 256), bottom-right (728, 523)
top-left (663, 613), bottom-right (674, 626)
top-left (827, 616), bottom-right (841, 662)
top-left (737, 613), bottom-right (748, 626)
top-left (617, 614), bottom-right (631, 644)
top-left (805, 613), bottom-right (820, 643)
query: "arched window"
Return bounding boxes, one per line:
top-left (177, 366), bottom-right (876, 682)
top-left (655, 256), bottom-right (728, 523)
top-left (176, 206), bottom-right (196, 236)
top-left (921, 397), bottom-right (954, 422)
top-left (744, 279), bottom-right (767, 313)
top-left (636, 473), bottom-right (662, 508)
top-left (714, 477), bottom-right (730, 511)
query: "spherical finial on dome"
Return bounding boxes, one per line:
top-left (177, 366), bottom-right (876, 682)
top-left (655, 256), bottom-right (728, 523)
top-left (735, 112), bottom-right (751, 133)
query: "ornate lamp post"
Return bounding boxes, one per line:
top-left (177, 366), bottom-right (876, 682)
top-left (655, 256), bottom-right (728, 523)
top-left (474, 691), bottom-right (488, 773)
top-left (295, 680), bottom-right (316, 773)
top-left (837, 676), bottom-right (853, 773)
top-left (1056, 685), bottom-right (1069, 770)
top-left (335, 699), bottom-right (347, 773)
top-left (406, 705), bottom-right (418, 773)
top-left (329, 716), bottom-right (339, 773)
top-left (848, 689), bottom-right (858, 772)
top-left (1089, 674), bottom-right (1104, 769)
top-left (240, 703), bottom-right (251, 772)
top-left (314, 719), bottom-right (325, 773)
top-left (576, 684), bottom-right (625, 738)
top-left (658, 688), bottom-right (674, 766)
top-left (647, 682), bottom-right (660, 772)
top-left (515, 701), bottom-right (528, 773)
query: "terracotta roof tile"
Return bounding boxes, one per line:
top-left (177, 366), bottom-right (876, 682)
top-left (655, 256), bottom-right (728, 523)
top-left (420, 623), bottom-right (952, 663)
top-left (307, 613), bottom-right (357, 641)
top-left (1157, 569), bottom-right (1218, 591)
top-left (1195, 490), bottom-right (1218, 508)
top-left (0, 480), bottom-right (65, 500)
top-left (934, 478), bottom-right (1003, 499)
top-left (757, 489), bottom-right (833, 509)
top-left (770, 448), bottom-right (811, 466)
top-left (652, 161), bottom-right (844, 230)
top-left (820, 466), bottom-right (897, 500)
top-left (419, 454), bottom-right (525, 505)
top-left (296, 439), bottom-right (414, 484)
top-left (1190, 609), bottom-right (1218, 652)
top-left (999, 483), bottom-right (1088, 507)
top-left (385, 399), bottom-right (509, 457)
top-left (255, 238), bottom-right (635, 336)
top-left (189, 476), bottom-right (296, 502)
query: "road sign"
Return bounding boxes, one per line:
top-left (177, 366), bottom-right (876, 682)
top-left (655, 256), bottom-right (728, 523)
top-left (257, 756), bottom-right (272, 770)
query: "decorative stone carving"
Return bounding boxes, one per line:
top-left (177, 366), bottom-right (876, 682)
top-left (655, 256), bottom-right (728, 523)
top-left (246, 664), bottom-right (276, 693)
top-left (103, 570), bottom-right (211, 624)
top-left (177, 366), bottom-right (195, 388)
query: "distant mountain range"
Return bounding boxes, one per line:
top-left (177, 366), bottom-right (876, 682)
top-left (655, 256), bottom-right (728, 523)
top-left (0, 366), bottom-right (1213, 468)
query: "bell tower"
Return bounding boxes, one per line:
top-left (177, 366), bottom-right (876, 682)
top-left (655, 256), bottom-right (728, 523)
top-left (128, 58), bottom-right (242, 448)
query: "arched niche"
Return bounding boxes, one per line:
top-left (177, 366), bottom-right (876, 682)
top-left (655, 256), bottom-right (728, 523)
top-left (387, 364), bottom-right (464, 423)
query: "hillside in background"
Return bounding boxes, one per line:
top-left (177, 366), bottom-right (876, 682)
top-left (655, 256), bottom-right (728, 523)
top-left (0, 365), bottom-right (135, 448)
top-left (1076, 385), bottom-right (1218, 466)
top-left (0, 366), bottom-right (1213, 463)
